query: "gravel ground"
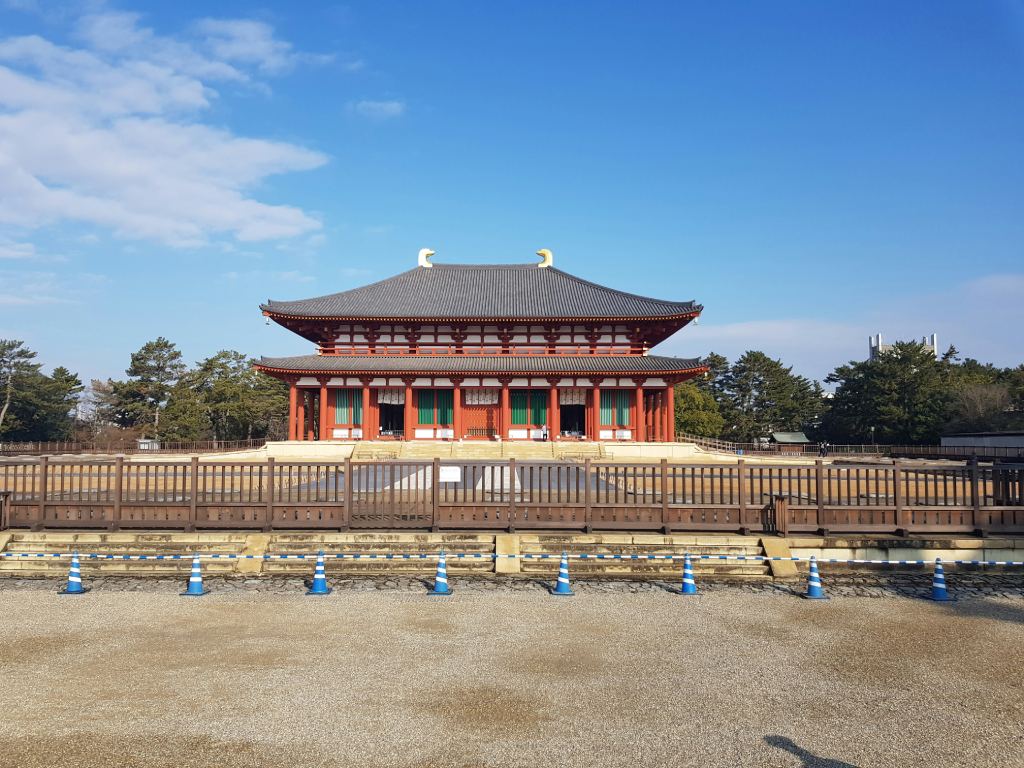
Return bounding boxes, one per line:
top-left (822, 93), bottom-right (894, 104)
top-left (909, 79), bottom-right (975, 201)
top-left (0, 582), bottom-right (1021, 767)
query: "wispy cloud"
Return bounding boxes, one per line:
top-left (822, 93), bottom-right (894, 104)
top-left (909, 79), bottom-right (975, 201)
top-left (349, 99), bottom-right (405, 120)
top-left (223, 269), bottom-right (315, 283)
top-left (0, 10), bottom-right (329, 246)
top-left (658, 272), bottom-right (1024, 380)
top-left (0, 269), bottom-right (107, 305)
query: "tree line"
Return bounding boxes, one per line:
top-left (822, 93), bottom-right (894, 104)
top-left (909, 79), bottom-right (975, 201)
top-left (1, 336), bottom-right (1021, 445)
top-left (675, 344), bottom-right (1024, 444)
top-left (0, 338), bottom-right (288, 444)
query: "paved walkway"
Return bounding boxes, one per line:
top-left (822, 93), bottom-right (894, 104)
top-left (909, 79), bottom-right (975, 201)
top-left (0, 588), bottom-right (1020, 767)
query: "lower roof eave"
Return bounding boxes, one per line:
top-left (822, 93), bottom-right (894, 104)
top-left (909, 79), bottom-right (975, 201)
top-left (253, 354), bottom-right (708, 381)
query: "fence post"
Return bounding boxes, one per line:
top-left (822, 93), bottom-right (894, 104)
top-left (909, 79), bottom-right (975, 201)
top-left (34, 456), bottom-right (47, 531)
top-left (773, 494), bottom-right (789, 536)
top-left (893, 460), bottom-right (906, 535)
top-left (264, 457), bottom-right (274, 532)
top-left (342, 458), bottom-right (352, 532)
top-left (187, 456), bottom-right (198, 533)
top-left (736, 459), bottom-right (748, 534)
top-left (507, 458), bottom-right (516, 533)
top-left (583, 458), bottom-right (592, 533)
top-left (431, 458), bottom-right (440, 532)
top-left (660, 459), bottom-right (670, 534)
top-left (814, 459), bottom-right (825, 533)
top-left (970, 457), bottom-right (984, 536)
top-left (111, 454), bottom-right (124, 532)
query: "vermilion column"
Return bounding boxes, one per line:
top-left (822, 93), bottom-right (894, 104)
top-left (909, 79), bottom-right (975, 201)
top-left (403, 379), bottom-right (415, 441)
top-left (663, 387), bottom-right (671, 442)
top-left (452, 379), bottom-right (463, 440)
top-left (590, 379), bottom-right (602, 440)
top-left (318, 378), bottom-right (329, 442)
top-left (361, 380), bottom-right (371, 440)
top-left (288, 381), bottom-right (298, 441)
top-left (499, 379), bottom-right (511, 440)
top-left (295, 389), bottom-right (306, 442)
top-left (634, 380), bottom-right (645, 442)
top-left (547, 380), bottom-right (559, 440)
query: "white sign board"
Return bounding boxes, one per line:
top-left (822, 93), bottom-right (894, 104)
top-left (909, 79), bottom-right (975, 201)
top-left (438, 466), bottom-right (462, 483)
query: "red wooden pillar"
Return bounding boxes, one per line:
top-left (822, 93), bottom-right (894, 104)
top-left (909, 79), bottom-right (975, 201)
top-left (361, 379), bottom-right (371, 440)
top-left (547, 379), bottom-right (559, 440)
top-left (288, 380), bottom-right (298, 441)
top-left (590, 378), bottom-right (602, 440)
top-left (295, 389), bottom-right (306, 442)
top-left (452, 378), bottom-right (463, 439)
top-left (403, 379), bottom-right (415, 440)
top-left (499, 379), bottom-right (511, 440)
top-left (318, 378), bottom-right (329, 442)
top-left (633, 379), bottom-right (645, 442)
top-left (664, 384), bottom-right (675, 443)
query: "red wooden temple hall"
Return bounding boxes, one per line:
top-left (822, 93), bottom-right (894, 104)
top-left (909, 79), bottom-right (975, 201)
top-left (254, 249), bottom-right (707, 442)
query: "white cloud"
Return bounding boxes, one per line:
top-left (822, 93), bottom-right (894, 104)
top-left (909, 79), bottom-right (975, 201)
top-left (657, 272), bottom-right (1024, 380)
top-left (350, 99), bottom-right (405, 120)
top-left (0, 239), bottom-right (36, 259)
top-left (0, 269), bottom-right (106, 305)
top-left (0, 11), bottom-right (329, 246)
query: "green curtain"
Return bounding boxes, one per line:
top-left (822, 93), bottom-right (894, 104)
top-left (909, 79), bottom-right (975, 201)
top-left (417, 390), bottom-right (435, 425)
top-left (600, 390), bottom-right (614, 426)
top-left (436, 389), bottom-right (453, 425)
top-left (352, 390), bottom-right (363, 424)
top-left (616, 390), bottom-right (631, 427)
top-left (510, 390), bottom-right (528, 425)
top-left (334, 389), bottom-right (350, 424)
top-left (530, 389), bottom-right (547, 426)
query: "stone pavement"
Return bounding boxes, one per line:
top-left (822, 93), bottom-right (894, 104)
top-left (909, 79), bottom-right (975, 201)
top-left (2, 570), bottom-right (1022, 599)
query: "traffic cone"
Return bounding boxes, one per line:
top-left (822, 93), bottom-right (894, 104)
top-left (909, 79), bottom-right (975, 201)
top-left (930, 558), bottom-right (953, 602)
top-left (428, 550), bottom-right (452, 596)
top-left (59, 551), bottom-right (88, 595)
top-left (307, 550), bottom-right (332, 595)
top-left (550, 551), bottom-right (574, 596)
top-left (802, 555), bottom-right (828, 600)
top-left (180, 553), bottom-right (210, 596)
top-left (679, 553), bottom-right (697, 596)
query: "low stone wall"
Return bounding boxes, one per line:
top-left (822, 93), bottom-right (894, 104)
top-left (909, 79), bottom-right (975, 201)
top-left (786, 536), bottom-right (1024, 569)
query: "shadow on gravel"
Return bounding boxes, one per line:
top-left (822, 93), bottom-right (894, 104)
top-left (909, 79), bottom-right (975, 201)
top-left (939, 598), bottom-right (1024, 626)
top-left (764, 735), bottom-right (858, 767)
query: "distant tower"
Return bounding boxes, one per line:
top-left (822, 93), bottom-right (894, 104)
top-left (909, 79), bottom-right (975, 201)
top-left (869, 333), bottom-right (938, 361)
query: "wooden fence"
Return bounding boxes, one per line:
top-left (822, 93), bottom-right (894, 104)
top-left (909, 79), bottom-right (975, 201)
top-left (2, 457), bottom-right (1022, 535)
top-left (0, 439), bottom-right (268, 457)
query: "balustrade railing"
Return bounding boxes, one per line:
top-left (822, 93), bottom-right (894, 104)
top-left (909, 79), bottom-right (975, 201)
top-left (1, 456), bottom-right (1021, 534)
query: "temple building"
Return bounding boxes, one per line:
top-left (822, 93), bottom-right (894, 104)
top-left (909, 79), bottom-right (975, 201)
top-left (254, 249), bottom-right (706, 442)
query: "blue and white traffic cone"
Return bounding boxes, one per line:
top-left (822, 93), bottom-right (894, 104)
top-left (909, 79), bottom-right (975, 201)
top-left (307, 550), bottom-right (332, 595)
top-left (802, 555), bottom-right (828, 600)
top-left (59, 551), bottom-right (88, 595)
top-left (679, 553), bottom-right (697, 596)
top-left (428, 550), bottom-right (452, 596)
top-left (550, 551), bottom-right (574, 596)
top-left (930, 558), bottom-right (953, 602)
top-left (180, 553), bottom-right (210, 596)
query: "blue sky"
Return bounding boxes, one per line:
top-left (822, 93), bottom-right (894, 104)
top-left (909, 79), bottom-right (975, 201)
top-left (1, 0), bottom-right (1022, 384)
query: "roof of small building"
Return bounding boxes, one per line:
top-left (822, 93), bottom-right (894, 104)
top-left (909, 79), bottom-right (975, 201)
top-left (254, 354), bottom-right (704, 376)
top-left (261, 263), bottom-right (701, 320)
top-left (770, 431), bottom-right (811, 444)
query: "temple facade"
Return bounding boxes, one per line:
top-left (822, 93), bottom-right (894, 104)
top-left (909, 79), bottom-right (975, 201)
top-left (254, 249), bottom-right (706, 442)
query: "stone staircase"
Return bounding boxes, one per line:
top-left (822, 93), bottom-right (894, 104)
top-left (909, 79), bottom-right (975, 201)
top-left (514, 534), bottom-right (770, 578)
top-left (0, 531), bottom-right (248, 575)
top-left (351, 440), bottom-right (605, 462)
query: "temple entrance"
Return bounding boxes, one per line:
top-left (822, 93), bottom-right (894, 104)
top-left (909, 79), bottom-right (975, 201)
top-left (559, 404), bottom-right (585, 437)
top-left (378, 403), bottom-right (404, 438)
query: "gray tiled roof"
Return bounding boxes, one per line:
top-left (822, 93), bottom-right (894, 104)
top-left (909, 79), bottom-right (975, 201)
top-left (255, 354), bottom-right (704, 375)
top-left (261, 264), bottom-right (700, 320)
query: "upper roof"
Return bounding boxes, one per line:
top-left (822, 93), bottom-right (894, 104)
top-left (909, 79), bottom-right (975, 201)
top-left (261, 263), bottom-right (701, 321)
